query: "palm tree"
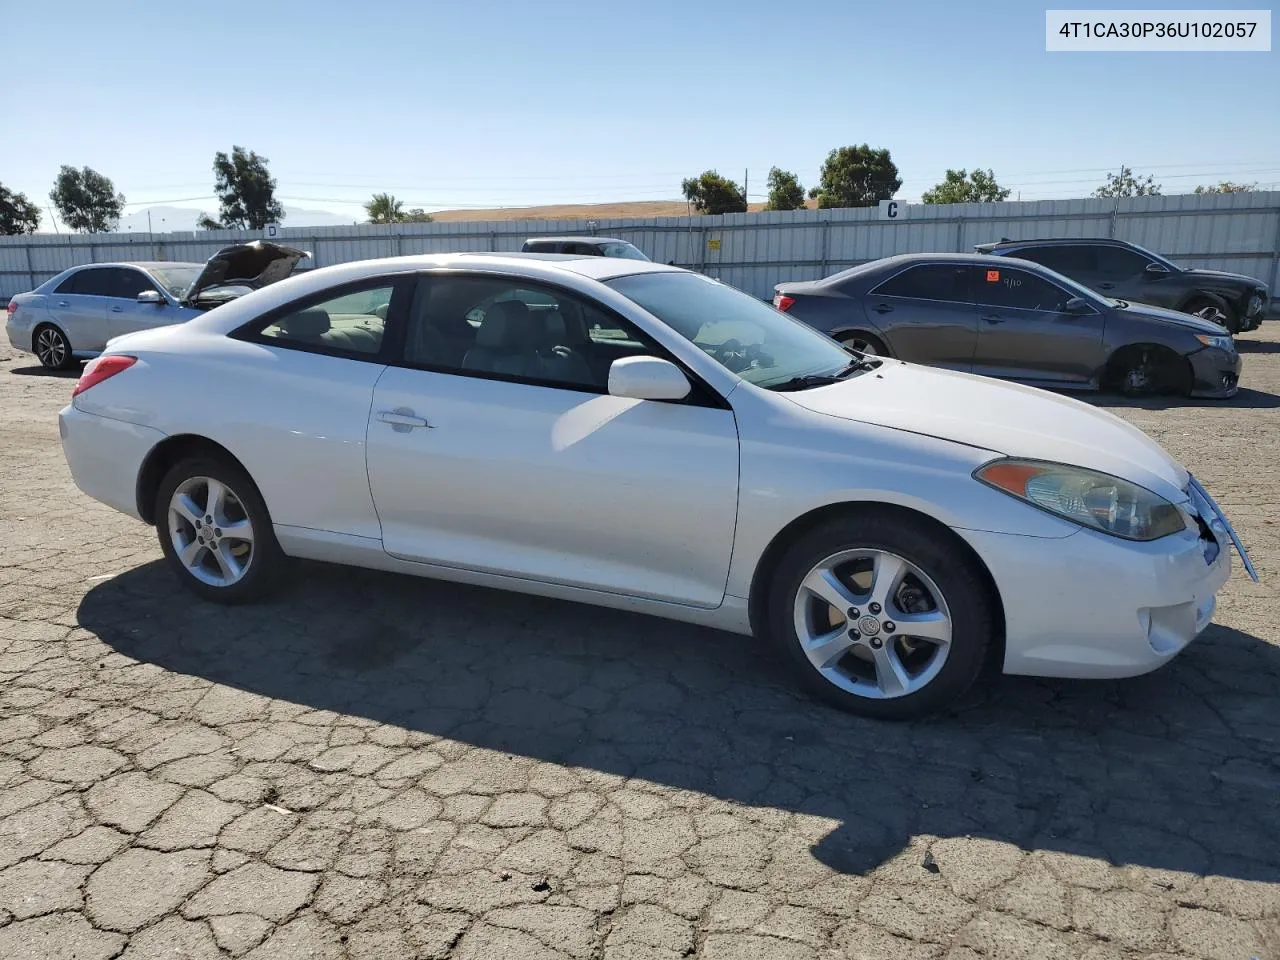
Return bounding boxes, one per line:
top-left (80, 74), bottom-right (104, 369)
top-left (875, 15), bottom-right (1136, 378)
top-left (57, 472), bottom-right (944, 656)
top-left (365, 193), bottom-right (405, 224)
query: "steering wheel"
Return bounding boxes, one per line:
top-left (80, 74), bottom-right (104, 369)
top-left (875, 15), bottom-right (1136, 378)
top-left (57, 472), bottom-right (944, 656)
top-left (707, 339), bottom-right (774, 373)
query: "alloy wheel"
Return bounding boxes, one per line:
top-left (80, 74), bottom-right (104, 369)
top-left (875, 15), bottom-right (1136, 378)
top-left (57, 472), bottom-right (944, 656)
top-left (792, 548), bottom-right (952, 699)
top-left (36, 328), bottom-right (67, 368)
top-left (167, 476), bottom-right (256, 587)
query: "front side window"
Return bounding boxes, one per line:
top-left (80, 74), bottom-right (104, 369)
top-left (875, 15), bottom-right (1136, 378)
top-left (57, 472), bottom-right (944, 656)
top-left (111, 268), bottom-right (158, 300)
top-left (405, 275), bottom-right (650, 391)
top-left (971, 266), bottom-right (1072, 312)
top-left (257, 284), bottom-right (394, 356)
top-left (607, 271), bottom-right (853, 389)
top-left (1095, 245), bottom-right (1151, 279)
top-left (871, 264), bottom-right (971, 303)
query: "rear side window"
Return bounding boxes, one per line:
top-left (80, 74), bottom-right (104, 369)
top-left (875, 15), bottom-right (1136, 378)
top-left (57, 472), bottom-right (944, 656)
top-left (253, 283), bottom-right (397, 357)
top-left (1014, 245), bottom-right (1096, 274)
top-left (971, 266), bottom-right (1072, 312)
top-left (871, 264), bottom-right (971, 303)
top-left (56, 268), bottom-right (115, 296)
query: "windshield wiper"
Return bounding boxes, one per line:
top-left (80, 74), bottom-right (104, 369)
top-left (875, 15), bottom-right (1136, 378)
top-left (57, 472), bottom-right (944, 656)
top-left (767, 357), bottom-right (881, 391)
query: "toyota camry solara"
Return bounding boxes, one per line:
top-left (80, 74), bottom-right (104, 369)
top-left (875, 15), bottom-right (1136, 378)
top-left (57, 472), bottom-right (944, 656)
top-left (58, 253), bottom-right (1257, 719)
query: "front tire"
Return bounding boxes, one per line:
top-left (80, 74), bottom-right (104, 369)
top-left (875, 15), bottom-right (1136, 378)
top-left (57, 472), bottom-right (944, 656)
top-left (33, 324), bottom-right (76, 371)
top-left (155, 455), bottom-right (285, 604)
top-left (838, 331), bottom-right (889, 357)
top-left (766, 511), bottom-right (995, 720)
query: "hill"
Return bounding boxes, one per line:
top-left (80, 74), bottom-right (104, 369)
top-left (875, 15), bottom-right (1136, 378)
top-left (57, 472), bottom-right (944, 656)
top-left (426, 199), bottom-right (816, 222)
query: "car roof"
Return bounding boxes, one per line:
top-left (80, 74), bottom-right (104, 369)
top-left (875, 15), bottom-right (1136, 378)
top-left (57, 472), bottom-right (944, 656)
top-left (67, 261), bottom-right (206, 271)
top-left (523, 236), bottom-right (633, 245)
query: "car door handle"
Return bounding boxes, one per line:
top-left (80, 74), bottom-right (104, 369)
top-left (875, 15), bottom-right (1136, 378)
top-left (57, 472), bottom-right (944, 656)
top-left (982, 315), bottom-right (1005, 324)
top-left (872, 303), bottom-right (894, 314)
top-left (376, 409), bottom-right (431, 429)
top-left (56, 301), bottom-right (69, 307)
top-left (110, 305), bottom-right (123, 313)
top-left (1097, 282), bottom-right (1115, 290)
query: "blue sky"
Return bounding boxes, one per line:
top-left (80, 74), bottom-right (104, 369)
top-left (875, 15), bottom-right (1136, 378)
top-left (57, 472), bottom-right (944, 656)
top-left (4, 0), bottom-right (1277, 226)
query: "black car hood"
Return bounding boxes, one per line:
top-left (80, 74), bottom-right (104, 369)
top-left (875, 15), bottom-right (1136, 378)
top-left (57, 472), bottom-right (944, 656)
top-left (1119, 300), bottom-right (1231, 334)
top-left (1181, 267), bottom-right (1265, 288)
top-left (183, 241), bottom-right (309, 305)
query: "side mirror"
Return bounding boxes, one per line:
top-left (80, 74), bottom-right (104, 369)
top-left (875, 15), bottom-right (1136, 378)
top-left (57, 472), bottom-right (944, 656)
top-left (1144, 262), bottom-right (1171, 276)
top-left (608, 356), bottom-right (691, 401)
top-left (136, 290), bottom-right (164, 305)
top-left (1063, 297), bottom-right (1093, 314)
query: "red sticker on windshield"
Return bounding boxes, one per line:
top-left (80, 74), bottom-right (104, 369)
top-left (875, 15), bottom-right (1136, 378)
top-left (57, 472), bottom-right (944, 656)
top-left (986, 270), bottom-right (1000, 282)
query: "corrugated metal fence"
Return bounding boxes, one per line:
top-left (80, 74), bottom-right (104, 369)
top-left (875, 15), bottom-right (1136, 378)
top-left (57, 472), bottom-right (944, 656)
top-left (3, 192), bottom-right (1278, 305)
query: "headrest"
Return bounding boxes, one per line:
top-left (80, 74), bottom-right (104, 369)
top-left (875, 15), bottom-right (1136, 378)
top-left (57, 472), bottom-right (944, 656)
top-left (278, 308), bottom-right (331, 338)
top-left (475, 300), bottom-right (537, 350)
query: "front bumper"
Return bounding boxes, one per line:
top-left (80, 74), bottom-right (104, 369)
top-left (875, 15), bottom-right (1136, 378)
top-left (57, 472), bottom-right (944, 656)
top-left (1188, 346), bottom-right (1242, 398)
top-left (960, 500), bottom-right (1234, 680)
top-left (59, 404), bottom-right (166, 521)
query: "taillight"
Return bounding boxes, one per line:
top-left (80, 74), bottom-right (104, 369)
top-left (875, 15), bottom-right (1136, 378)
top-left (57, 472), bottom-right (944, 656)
top-left (773, 293), bottom-right (796, 312)
top-left (5, 300), bottom-right (16, 318)
top-left (73, 355), bottom-right (137, 397)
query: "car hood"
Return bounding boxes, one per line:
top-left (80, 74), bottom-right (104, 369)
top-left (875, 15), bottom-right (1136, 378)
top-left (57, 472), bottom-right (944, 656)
top-left (1116, 300), bottom-right (1230, 334)
top-left (183, 241), bottom-right (309, 305)
top-left (1182, 267), bottom-right (1266, 290)
top-left (781, 361), bottom-right (1189, 502)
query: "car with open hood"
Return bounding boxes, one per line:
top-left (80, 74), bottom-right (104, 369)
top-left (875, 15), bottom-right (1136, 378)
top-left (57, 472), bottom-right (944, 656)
top-left (773, 253), bottom-right (1242, 398)
top-left (975, 237), bottom-right (1270, 333)
top-left (56, 253), bottom-right (1256, 719)
top-left (5, 240), bottom-right (308, 370)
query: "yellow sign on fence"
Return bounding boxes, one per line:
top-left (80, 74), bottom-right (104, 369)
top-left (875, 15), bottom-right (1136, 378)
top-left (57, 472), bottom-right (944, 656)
top-left (707, 238), bottom-right (721, 250)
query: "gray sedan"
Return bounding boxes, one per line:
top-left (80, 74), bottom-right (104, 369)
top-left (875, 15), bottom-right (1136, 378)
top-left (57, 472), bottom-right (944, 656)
top-left (5, 241), bottom-right (307, 370)
top-left (773, 253), bottom-right (1242, 398)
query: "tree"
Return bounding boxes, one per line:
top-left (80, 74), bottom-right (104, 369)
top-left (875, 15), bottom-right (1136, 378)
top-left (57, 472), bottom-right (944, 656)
top-left (1093, 166), bottom-right (1161, 198)
top-left (0, 183), bottom-right (41, 235)
top-left (365, 192), bottom-right (406, 224)
top-left (404, 208), bottom-right (434, 223)
top-left (680, 170), bottom-right (747, 214)
top-left (49, 166), bottom-right (124, 233)
top-left (921, 168), bottom-right (1011, 204)
top-left (1194, 181), bottom-right (1257, 194)
top-left (763, 167), bottom-right (806, 211)
top-left (205, 146), bottom-right (285, 229)
top-left (809, 144), bottom-right (901, 208)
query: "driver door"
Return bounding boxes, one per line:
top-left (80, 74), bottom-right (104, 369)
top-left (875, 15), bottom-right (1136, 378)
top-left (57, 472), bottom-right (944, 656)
top-left (365, 273), bottom-right (741, 608)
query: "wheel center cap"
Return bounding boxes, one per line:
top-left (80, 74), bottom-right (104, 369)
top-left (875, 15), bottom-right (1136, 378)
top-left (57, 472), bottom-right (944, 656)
top-left (858, 615), bottom-right (881, 636)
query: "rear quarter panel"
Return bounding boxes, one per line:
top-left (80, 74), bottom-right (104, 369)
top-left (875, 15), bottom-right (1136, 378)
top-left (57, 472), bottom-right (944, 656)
top-left (73, 328), bottom-right (387, 541)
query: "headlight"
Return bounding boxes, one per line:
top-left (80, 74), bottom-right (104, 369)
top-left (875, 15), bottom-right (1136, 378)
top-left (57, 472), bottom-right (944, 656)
top-left (1195, 333), bottom-right (1234, 351)
top-left (974, 459), bottom-right (1188, 541)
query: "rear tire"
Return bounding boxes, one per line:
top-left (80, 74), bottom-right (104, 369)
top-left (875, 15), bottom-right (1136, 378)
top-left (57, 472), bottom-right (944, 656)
top-left (33, 324), bottom-right (76, 371)
top-left (838, 331), bottom-right (889, 357)
top-left (765, 510), bottom-right (995, 720)
top-left (155, 454), bottom-right (285, 604)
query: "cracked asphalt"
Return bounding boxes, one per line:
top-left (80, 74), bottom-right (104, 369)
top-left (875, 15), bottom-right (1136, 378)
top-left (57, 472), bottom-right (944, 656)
top-left (1, 331), bottom-right (1279, 960)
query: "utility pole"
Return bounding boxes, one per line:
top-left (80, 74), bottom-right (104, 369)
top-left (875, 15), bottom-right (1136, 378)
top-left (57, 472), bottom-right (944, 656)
top-left (47, 206), bottom-right (60, 235)
top-left (743, 168), bottom-right (749, 207)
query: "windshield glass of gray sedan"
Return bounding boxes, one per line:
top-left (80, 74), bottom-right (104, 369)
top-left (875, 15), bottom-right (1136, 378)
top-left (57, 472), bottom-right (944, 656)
top-left (607, 272), bottom-right (853, 388)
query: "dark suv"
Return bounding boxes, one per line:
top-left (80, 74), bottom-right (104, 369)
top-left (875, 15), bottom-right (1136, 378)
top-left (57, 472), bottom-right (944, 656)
top-left (975, 238), bottom-right (1269, 334)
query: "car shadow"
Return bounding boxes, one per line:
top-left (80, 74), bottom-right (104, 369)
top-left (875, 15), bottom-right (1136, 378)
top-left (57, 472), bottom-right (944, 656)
top-left (9, 363), bottom-right (81, 378)
top-left (1234, 337), bottom-right (1280, 355)
top-left (1086, 387), bottom-right (1280, 411)
top-left (81, 560), bottom-right (1280, 883)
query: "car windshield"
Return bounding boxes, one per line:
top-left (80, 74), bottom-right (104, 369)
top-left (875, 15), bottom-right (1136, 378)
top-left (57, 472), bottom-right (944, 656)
top-left (606, 272), bottom-right (857, 389)
top-left (600, 242), bottom-right (650, 261)
top-left (147, 265), bottom-right (203, 299)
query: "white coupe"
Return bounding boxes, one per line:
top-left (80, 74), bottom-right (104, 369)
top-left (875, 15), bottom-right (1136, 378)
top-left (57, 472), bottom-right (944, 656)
top-left (57, 253), bottom-right (1256, 718)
